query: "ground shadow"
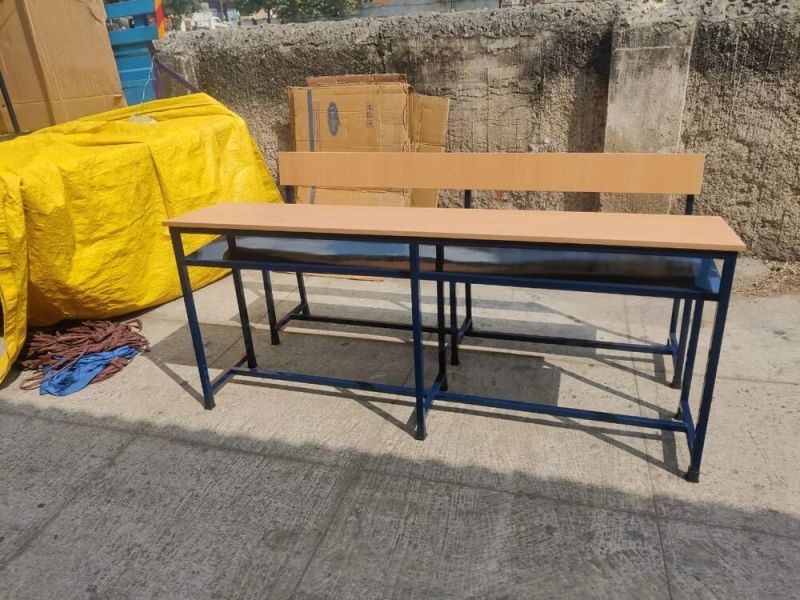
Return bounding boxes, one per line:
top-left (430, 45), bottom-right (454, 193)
top-left (0, 395), bottom-right (797, 599)
top-left (262, 277), bottom-right (669, 379)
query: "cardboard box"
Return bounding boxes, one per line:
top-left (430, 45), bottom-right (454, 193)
top-left (409, 93), bottom-right (449, 208)
top-left (0, 0), bottom-right (125, 133)
top-left (288, 75), bottom-right (449, 207)
top-left (306, 73), bottom-right (407, 87)
top-left (289, 81), bottom-right (412, 205)
top-left (289, 83), bottom-right (411, 153)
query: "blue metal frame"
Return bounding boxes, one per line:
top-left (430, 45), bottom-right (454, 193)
top-left (169, 218), bottom-right (737, 482)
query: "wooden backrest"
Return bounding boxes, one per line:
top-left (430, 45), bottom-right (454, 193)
top-left (278, 152), bottom-right (705, 195)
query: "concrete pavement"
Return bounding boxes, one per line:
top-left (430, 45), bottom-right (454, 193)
top-left (1, 269), bottom-right (799, 599)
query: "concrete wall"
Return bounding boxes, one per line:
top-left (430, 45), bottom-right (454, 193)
top-left (156, 1), bottom-right (800, 260)
top-left (683, 17), bottom-right (800, 259)
top-left (356, 0), bottom-right (496, 19)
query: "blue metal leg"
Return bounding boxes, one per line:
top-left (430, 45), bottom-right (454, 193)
top-left (261, 270), bottom-right (281, 345)
top-left (296, 273), bottom-right (310, 315)
top-left (410, 243), bottom-right (427, 440)
top-left (170, 230), bottom-right (215, 409)
top-left (436, 246), bottom-right (448, 391)
top-left (686, 255), bottom-right (737, 482)
top-left (465, 283), bottom-right (474, 333)
top-left (668, 298), bottom-right (680, 338)
top-left (671, 299), bottom-right (693, 389)
top-left (675, 299), bottom-right (704, 422)
top-left (231, 268), bottom-right (258, 368)
top-left (227, 235), bottom-right (257, 367)
top-left (449, 282), bottom-right (460, 366)
top-left (462, 189), bottom-right (474, 336)
top-left (668, 298), bottom-right (680, 368)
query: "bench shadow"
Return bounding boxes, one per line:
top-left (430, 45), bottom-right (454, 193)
top-left (263, 278), bottom-right (670, 380)
top-left (267, 296), bottom-right (671, 386)
top-left (1, 395), bottom-right (797, 600)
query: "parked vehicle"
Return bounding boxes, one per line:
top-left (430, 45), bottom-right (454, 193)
top-left (191, 11), bottom-right (228, 29)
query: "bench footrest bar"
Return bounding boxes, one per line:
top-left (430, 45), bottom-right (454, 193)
top-left (282, 312), bottom-right (442, 335)
top-left (207, 361), bottom-right (687, 434)
top-left (463, 328), bottom-right (672, 355)
top-left (225, 366), bottom-right (419, 398)
top-left (431, 390), bottom-right (687, 432)
top-left (280, 312), bottom-right (669, 356)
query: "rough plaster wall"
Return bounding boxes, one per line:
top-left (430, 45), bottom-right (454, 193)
top-left (682, 17), bottom-right (800, 260)
top-left (602, 18), bottom-right (695, 214)
top-left (378, 8), bottom-right (613, 210)
top-left (156, 0), bottom-right (800, 259)
top-left (157, 5), bottom-right (615, 212)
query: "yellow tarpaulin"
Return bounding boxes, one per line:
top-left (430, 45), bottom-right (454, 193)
top-left (0, 93), bottom-right (282, 382)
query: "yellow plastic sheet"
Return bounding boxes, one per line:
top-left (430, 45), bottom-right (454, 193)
top-left (0, 93), bottom-right (281, 382)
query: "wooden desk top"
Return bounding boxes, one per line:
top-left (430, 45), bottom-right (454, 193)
top-left (164, 203), bottom-right (746, 253)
